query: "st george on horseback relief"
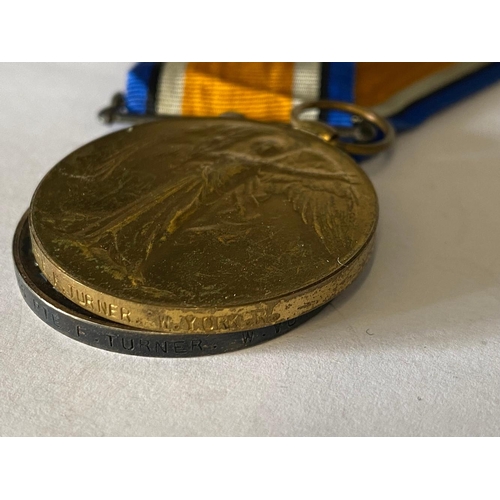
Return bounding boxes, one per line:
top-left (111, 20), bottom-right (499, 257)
top-left (32, 119), bottom-right (376, 306)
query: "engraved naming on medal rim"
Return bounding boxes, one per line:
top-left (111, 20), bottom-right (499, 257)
top-left (14, 211), bottom-right (316, 357)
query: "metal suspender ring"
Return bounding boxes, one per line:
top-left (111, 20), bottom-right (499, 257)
top-left (291, 100), bottom-right (395, 156)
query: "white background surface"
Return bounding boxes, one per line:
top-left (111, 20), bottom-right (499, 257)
top-left (1, 63), bottom-right (500, 436)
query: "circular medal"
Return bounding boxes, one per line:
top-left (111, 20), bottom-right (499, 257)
top-left (29, 117), bottom-right (378, 335)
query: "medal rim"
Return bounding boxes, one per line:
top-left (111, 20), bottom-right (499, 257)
top-left (13, 212), bottom-right (324, 356)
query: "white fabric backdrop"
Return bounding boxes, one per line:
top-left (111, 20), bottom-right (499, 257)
top-left (1, 63), bottom-right (500, 436)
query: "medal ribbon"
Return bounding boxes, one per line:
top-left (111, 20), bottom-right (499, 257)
top-left (123, 62), bottom-right (500, 132)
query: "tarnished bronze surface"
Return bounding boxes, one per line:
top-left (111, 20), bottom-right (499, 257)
top-left (29, 117), bottom-right (378, 334)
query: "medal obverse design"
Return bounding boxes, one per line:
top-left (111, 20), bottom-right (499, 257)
top-left (29, 118), bottom-right (378, 334)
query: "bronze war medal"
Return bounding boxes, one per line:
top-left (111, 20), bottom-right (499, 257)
top-left (19, 101), bottom-right (394, 356)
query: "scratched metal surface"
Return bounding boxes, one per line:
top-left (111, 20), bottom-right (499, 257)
top-left (1, 63), bottom-right (500, 436)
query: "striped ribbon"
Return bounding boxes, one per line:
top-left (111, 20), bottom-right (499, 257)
top-left (124, 62), bottom-right (500, 132)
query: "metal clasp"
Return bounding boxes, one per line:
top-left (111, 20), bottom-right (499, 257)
top-left (98, 93), bottom-right (163, 124)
